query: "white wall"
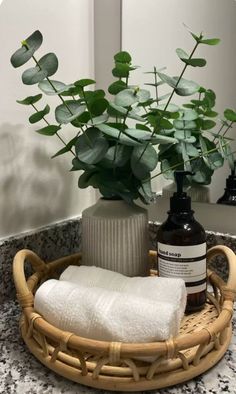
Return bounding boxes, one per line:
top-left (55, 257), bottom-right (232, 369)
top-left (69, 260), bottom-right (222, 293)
top-left (122, 0), bottom-right (236, 202)
top-left (0, 0), bottom-right (96, 239)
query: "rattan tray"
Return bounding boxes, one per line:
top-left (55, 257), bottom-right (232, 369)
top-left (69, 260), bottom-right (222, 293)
top-left (13, 245), bottom-right (236, 391)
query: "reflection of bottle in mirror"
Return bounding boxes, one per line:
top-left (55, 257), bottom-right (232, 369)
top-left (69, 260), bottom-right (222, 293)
top-left (217, 164), bottom-right (236, 206)
top-left (157, 171), bottom-right (207, 313)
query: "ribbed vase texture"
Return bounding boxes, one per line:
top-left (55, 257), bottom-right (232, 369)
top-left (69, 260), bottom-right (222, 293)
top-left (82, 199), bottom-right (149, 276)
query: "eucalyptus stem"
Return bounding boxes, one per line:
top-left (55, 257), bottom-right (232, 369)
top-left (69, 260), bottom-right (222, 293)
top-left (31, 55), bottom-right (73, 115)
top-left (222, 121), bottom-right (234, 137)
top-left (153, 66), bottom-right (158, 102)
top-left (112, 106), bottom-right (130, 174)
top-left (137, 39), bottom-right (200, 164)
top-left (30, 103), bottom-right (76, 157)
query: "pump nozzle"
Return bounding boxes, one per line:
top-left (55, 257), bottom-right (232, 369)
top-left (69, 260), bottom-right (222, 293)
top-left (174, 171), bottom-right (195, 195)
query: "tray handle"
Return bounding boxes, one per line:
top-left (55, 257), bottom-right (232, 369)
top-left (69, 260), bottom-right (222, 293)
top-left (207, 245), bottom-right (236, 301)
top-left (13, 249), bottom-right (47, 309)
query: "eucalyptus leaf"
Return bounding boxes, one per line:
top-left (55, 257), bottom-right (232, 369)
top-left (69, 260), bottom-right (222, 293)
top-left (131, 144), bottom-right (158, 179)
top-left (182, 58), bottom-right (206, 67)
top-left (10, 30), bottom-right (43, 68)
top-left (115, 89), bottom-right (138, 107)
top-left (174, 120), bottom-right (197, 130)
top-left (55, 101), bottom-right (86, 124)
top-left (100, 145), bottom-right (131, 168)
top-left (29, 104), bottom-right (50, 124)
top-left (112, 63), bottom-right (132, 78)
top-left (36, 124), bottom-right (60, 136)
top-left (38, 53), bottom-right (58, 76)
top-left (89, 98), bottom-right (108, 116)
top-left (17, 94), bottom-right (42, 105)
top-left (75, 128), bottom-right (109, 164)
top-left (88, 114), bottom-right (109, 126)
top-left (200, 38), bottom-right (220, 45)
top-left (156, 103), bottom-right (179, 113)
top-left (160, 159), bottom-right (175, 180)
top-left (201, 119), bottom-right (216, 130)
top-left (136, 89), bottom-right (151, 103)
top-left (176, 48), bottom-right (188, 60)
top-left (179, 109), bottom-right (198, 121)
top-left (38, 80), bottom-right (73, 95)
top-left (224, 109), bottom-right (236, 122)
top-left (114, 51), bottom-right (132, 63)
top-left (97, 124), bottom-right (141, 146)
top-left (108, 103), bottom-right (145, 122)
top-left (191, 158), bottom-right (213, 184)
top-left (108, 80), bottom-right (127, 95)
top-left (52, 136), bottom-right (77, 158)
top-left (152, 134), bottom-right (178, 144)
top-left (74, 79), bottom-right (96, 87)
top-left (22, 67), bottom-right (48, 85)
top-left (174, 129), bottom-right (196, 143)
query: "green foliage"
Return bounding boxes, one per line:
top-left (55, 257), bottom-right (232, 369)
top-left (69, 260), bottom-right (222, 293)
top-left (11, 28), bottom-right (233, 203)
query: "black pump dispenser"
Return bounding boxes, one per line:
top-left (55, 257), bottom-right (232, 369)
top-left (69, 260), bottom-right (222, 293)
top-left (157, 170), bottom-right (207, 313)
top-left (217, 163), bottom-right (236, 206)
top-left (170, 171), bottom-right (193, 213)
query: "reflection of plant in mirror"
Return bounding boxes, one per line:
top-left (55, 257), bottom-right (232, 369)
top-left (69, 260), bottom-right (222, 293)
top-left (10, 29), bottom-right (233, 202)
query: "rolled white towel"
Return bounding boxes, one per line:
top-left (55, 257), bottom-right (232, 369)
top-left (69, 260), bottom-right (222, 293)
top-left (60, 265), bottom-right (187, 325)
top-left (34, 279), bottom-right (180, 343)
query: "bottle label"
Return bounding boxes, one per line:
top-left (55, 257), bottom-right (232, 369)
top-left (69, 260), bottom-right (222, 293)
top-left (158, 242), bottom-right (207, 294)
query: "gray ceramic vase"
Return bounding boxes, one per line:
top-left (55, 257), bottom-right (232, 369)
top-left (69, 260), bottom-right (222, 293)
top-left (82, 198), bottom-right (149, 276)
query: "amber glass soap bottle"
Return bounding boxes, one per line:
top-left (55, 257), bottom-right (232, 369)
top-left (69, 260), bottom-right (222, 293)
top-left (157, 171), bottom-right (207, 313)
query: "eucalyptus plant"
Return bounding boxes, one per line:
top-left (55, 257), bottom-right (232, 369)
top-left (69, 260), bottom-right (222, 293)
top-left (10, 30), bottom-right (235, 203)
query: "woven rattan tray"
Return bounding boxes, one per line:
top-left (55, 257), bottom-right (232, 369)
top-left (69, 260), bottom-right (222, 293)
top-left (13, 245), bottom-right (236, 391)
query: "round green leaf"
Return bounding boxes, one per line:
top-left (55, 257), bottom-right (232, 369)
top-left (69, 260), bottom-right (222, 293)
top-left (38, 80), bottom-right (74, 95)
top-left (185, 143), bottom-right (199, 157)
top-left (112, 63), bottom-right (132, 78)
top-left (182, 58), bottom-right (206, 67)
top-left (179, 109), bottom-right (198, 121)
top-left (200, 38), bottom-right (220, 46)
top-left (173, 120), bottom-right (197, 130)
top-left (88, 114), bottom-right (109, 126)
top-left (75, 128), bottom-right (108, 164)
top-left (224, 109), bottom-right (236, 122)
top-left (10, 30), bottom-right (43, 68)
top-left (100, 145), bottom-right (131, 168)
top-left (89, 98), bottom-right (108, 116)
top-left (24, 30), bottom-right (43, 52)
top-left (74, 79), bottom-right (96, 87)
top-left (11, 47), bottom-right (34, 68)
top-left (38, 53), bottom-right (58, 76)
top-left (115, 89), bottom-right (138, 107)
top-left (36, 125), bottom-right (61, 136)
top-left (108, 80), bottom-right (127, 95)
top-left (17, 94), bottom-right (42, 105)
top-left (131, 144), bottom-right (158, 179)
top-left (55, 101), bottom-right (86, 124)
top-left (29, 104), bottom-right (50, 124)
top-left (152, 134), bottom-right (178, 144)
top-left (97, 124), bottom-right (141, 146)
top-left (136, 89), bottom-right (151, 103)
top-left (22, 67), bottom-right (47, 85)
top-left (173, 77), bottom-right (200, 96)
top-left (174, 129), bottom-right (196, 143)
top-left (201, 119), bottom-right (216, 130)
top-left (114, 51), bottom-right (132, 63)
top-left (176, 48), bottom-right (188, 60)
top-left (157, 103), bottom-right (179, 113)
top-left (108, 103), bottom-right (144, 122)
top-left (160, 159), bottom-right (175, 180)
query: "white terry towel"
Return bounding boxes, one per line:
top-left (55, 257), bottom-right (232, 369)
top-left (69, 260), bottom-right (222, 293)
top-left (60, 265), bottom-right (187, 325)
top-left (34, 279), bottom-right (180, 343)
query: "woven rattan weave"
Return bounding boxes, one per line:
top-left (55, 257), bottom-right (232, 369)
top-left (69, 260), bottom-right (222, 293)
top-left (13, 245), bottom-right (236, 391)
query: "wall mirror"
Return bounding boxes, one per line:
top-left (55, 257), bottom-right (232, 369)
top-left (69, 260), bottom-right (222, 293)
top-left (95, 0), bottom-right (236, 233)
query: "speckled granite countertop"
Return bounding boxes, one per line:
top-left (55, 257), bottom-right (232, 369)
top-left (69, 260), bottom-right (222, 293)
top-left (1, 218), bottom-right (236, 393)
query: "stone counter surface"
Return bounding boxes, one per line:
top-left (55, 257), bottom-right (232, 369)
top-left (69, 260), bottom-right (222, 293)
top-left (1, 218), bottom-right (236, 393)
